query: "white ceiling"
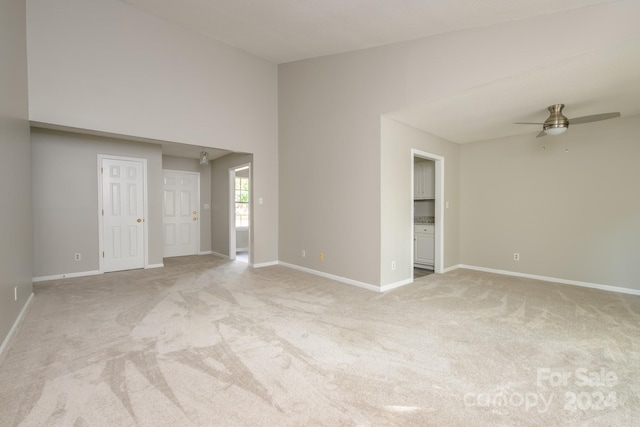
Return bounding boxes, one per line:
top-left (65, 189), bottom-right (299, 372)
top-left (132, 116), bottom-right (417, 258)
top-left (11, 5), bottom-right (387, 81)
top-left (389, 34), bottom-right (640, 143)
top-left (118, 0), bottom-right (639, 144)
top-left (161, 142), bottom-right (230, 162)
top-left (120, 0), bottom-right (612, 64)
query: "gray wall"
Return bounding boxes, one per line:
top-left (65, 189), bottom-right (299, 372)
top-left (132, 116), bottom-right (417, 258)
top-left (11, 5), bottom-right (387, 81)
top-left (278, 49), bottom-right (390, 286)
top-left (236, 230), bottom-right (249, 251)
top-left (31, 129), bottom-right (163, 277)
top-left (211, 154), bottom-right (253, 257)
top-left (162, 156), bottom-right (212, 253)
top-left (278, 4), bottom-right (637, 288)
top-left (23, 0), bottom-right (640, 293)
top-left (27, 0), bottom-right (278, 265)
top-left (0, 0), bottom-right (32, 350)
top-left (460, 115), bottom-right (640, 290)
top-left (381, 118), bottom-right (461, 285)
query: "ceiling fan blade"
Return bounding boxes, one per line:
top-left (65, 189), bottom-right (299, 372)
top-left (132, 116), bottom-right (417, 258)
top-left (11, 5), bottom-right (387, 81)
top-left (536, 130), bottom-right (547, 138)
top-left (514, 122), bottom-right (544, 125)
top-left (570, 112), bottom-right (620, 125)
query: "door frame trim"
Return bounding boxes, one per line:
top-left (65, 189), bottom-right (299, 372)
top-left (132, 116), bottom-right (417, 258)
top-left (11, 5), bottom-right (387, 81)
top-left (162, 169), bottom-right (201, 257)
top-left (411, 149), bottom-right (444, 274)
top-left (97, 154), bottom-right (149, 272)
top-left (229, 163), bottom-right (251, 263)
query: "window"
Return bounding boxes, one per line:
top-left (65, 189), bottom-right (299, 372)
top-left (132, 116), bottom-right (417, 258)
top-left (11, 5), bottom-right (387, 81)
top-left (235, 175), bottom-right (249, 227)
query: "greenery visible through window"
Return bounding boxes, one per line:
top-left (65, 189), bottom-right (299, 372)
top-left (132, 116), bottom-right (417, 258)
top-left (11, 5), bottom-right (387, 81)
top-left (235, 175), bottom-right (249, 227)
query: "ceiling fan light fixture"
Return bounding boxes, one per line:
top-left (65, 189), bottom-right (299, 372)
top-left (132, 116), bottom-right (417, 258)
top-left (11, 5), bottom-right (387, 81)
top-left (199, 151), bottom-right (209, 165)
top-left (544, 126), bottom-right (568, 136)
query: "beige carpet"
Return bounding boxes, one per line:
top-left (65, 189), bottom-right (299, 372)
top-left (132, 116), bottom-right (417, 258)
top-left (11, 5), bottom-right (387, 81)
top-left (1, 255), bottom-right (639, 426)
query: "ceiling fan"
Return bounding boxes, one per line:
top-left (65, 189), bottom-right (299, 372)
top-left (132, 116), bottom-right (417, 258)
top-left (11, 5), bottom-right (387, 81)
top-left (515, 104), bottom-right (620, 137)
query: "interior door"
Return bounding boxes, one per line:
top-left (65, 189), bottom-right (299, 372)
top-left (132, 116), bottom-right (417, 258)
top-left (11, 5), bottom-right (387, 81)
top-left (163, 170), bottom-right (199, 257)
top-left (101, 158), bottom-right (145, 272)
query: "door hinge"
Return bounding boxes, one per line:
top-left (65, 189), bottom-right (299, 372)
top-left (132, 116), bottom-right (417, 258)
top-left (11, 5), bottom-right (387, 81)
top-left (102, 251), bottom-right (105, 258)
top-left (102, 209), bottom-right (104, 216)
top-left (101, 167), bottom-right (103, 174)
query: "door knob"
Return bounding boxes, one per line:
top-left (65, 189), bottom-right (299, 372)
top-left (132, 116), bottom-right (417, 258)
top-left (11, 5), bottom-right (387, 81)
top-left (137, 218), bottom-right (142, 223)
top-left (193, 211), bottom-right (197, 214)
top-left (193, 217), bottom-right (197, 221)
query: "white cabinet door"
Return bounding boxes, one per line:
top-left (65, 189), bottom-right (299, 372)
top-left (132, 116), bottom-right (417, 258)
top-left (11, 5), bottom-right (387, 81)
top-left (423, 161), bottom-right (435, 199)
top-left (414, 162), bottom-right (425, 199)
top-left (414, 161), bottom-right (435, 199)
top-left (415, 229), bottom-right (435, 266)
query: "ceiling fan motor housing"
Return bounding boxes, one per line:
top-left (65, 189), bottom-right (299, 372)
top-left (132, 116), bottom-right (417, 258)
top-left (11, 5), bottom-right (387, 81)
top-left (543, 104), bottom-right (570, 131)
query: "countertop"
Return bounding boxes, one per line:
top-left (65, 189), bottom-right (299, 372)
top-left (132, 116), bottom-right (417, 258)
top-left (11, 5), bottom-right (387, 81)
top-left (414, 216), bottom-right (434, 225)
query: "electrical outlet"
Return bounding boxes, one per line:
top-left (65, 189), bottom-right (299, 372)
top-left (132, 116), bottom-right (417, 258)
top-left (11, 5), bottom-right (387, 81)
top-left (75, 253), bottom-right (81, 261)
top-left (391, 261), bottom-right (397, 270)
top-left (514, 253), bottom-right (520, 261)
top-left (319, 252), bottom-right (324, 261)
top-left (301, 250), bottom-right (306, 258)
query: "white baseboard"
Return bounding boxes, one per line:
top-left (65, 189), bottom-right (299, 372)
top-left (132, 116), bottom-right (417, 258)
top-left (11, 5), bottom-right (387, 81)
top-left (0, 292), bottom-right (34, 362)
top-left (198, 251), bottom-right (212, 255)
top-left (278, 261), bottom-right (383, 292)
top-left (34, 263), bottom-right (164, 281)
top-left (380, 278), bottom-right (413, 292)
top-left (253, 261), bottom-right (279, 268)
top-left (211, 251), bottom-right (230, 259)
top-left (146, 263), bottom-right (164, 269)
top-left (442, 264), bottom-right (462, 273)
top-left (33, 270), bottom-right (102, 282)
top-left (458, 264), bottom-right (640, 296)
top-left (414, 263), bottom-right (433, 269)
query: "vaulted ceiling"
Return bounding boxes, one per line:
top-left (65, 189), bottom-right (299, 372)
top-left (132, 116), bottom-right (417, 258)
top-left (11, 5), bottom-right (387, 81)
top-left (119, 0), bottom-right (640, 144)
top-left (119, 0), bottom-right (613, 64)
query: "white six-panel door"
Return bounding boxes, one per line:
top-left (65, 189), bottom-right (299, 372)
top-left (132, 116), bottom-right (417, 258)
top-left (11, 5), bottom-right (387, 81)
top-left (163, 170), bottom-right (199, 258)
top-left (101, 158), bottom-right (145, 272)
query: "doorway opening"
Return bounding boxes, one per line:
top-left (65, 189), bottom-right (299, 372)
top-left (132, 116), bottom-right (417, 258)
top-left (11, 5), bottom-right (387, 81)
top-left (229, 164), bottom-right (251, 264)
top-left (411, 149), bottom-right (444, 276)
